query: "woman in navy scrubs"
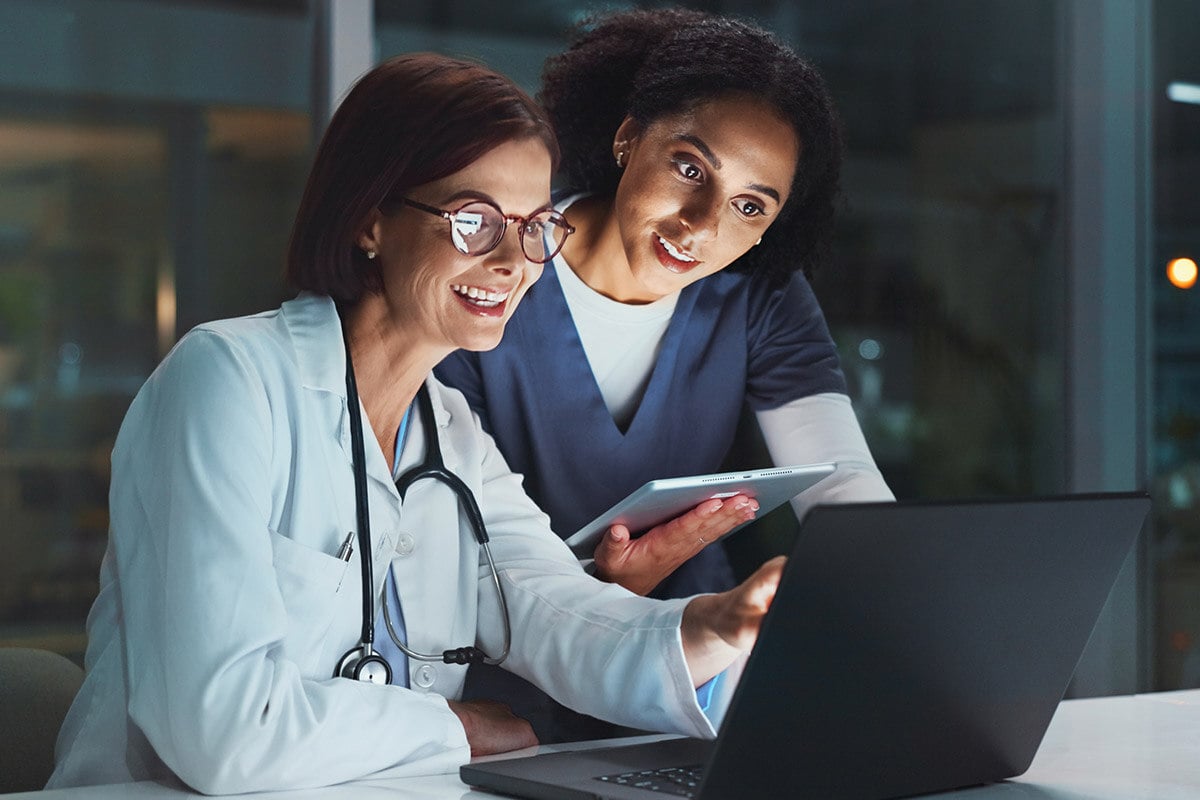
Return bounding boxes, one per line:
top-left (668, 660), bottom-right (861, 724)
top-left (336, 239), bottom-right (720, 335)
top-left (436, 8), bottom-right (894, 741)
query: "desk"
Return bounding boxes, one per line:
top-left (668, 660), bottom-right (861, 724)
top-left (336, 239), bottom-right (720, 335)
top-left (8, 690), bottom-right (1199, 799)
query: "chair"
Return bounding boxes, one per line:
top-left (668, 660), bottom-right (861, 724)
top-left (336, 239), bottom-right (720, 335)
top-left (0, 647), bottom-right (85, 793)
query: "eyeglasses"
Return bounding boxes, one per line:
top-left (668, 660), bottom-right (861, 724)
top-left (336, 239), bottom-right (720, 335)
top-left (401, 198), bottom-right (575, 264)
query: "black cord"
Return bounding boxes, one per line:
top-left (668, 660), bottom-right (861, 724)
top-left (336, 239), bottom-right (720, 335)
top-left (343, 331), bottom-right (376, 649)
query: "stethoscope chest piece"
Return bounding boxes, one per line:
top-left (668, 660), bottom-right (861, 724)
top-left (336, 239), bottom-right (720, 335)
top-left (336, 644), bottom-right (393, 686)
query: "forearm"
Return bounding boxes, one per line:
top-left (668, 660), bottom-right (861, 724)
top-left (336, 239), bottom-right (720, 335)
top-left (756, 393), bottom-right (895, 515)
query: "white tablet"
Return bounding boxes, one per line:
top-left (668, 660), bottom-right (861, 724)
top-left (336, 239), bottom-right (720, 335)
top-left (564, 462), bottom-right (837, 557)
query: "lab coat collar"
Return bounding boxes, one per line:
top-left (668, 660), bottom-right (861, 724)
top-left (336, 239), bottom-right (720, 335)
top-left (279, 291), bottom-right (453, 425)
top-left (280, 292), bottom-right (346, 396)
top-left (278, 290), bottom-right (457, 482)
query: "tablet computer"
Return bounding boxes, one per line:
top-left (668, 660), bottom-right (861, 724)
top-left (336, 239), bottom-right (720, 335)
top-left (564, 462), bottom-right (837, 557)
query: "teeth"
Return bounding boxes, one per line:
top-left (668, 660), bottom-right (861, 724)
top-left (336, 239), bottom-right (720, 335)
top-left (451, 284), bottom-right (510, 307)
top-left (658, 236), bottom-right (695, 262)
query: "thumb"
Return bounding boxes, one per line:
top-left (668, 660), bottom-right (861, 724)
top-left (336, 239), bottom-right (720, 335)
top-left (594, 524), bottom-right (631, 558)
top-left (744, 556), bottom-right (786, 609)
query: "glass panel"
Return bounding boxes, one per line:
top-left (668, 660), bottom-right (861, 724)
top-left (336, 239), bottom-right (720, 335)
top-left (1152, 0), bottom-right (1200, 691)
top-left (0, 0), bottom-right (310, 660)
top-left (806, 0), bottom-right (1065, 500)
top-left (0, 109), bottom-right (165, 654)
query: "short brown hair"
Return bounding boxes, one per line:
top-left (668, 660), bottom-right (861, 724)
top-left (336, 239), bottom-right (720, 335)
top-left (287, 53), bottom-right (558, 304)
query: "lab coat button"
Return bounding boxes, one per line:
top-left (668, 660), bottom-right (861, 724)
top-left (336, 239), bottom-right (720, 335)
top-left (396, 533), bottom-right (416, 556)
top-left (414, 663), bottom-right (436, 688)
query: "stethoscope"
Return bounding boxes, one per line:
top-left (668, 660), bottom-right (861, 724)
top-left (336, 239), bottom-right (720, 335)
top-left (334, 327), bottom-right (512, 685)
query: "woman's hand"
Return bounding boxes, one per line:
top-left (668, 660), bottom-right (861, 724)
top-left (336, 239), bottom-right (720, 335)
top-left (680, 556), bottom-right (786, 687)
top-left (447, 699), bottom-right (538, 756)
top-left (593, 495), bottom-right (759, 595)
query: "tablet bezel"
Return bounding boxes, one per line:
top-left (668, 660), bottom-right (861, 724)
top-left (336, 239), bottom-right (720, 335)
top-left (564, 462), bottom-right (837, 557)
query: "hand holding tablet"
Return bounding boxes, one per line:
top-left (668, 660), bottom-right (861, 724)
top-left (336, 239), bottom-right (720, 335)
top-left (565, 462), bottom-right (837, 559)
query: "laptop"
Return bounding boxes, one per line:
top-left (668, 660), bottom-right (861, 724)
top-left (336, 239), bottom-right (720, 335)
top-left (461, 493), bottom-right (1150, 800)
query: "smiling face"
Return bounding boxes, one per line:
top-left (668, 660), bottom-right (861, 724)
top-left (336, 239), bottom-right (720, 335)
top-left (606, 94), bottom-right (800, 302)
top-left (357, 136), bottom-right (553, 355)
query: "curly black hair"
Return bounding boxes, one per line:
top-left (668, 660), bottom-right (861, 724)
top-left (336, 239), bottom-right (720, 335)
top-left (541, 7), bottom-right (843, 282)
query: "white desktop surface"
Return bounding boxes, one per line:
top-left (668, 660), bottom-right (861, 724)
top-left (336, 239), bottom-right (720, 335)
top-left (8, 690), bottom-right (1199, 799)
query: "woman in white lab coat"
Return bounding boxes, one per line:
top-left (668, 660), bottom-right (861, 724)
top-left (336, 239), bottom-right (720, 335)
top-left (47, 54), bottom-right (783, 795)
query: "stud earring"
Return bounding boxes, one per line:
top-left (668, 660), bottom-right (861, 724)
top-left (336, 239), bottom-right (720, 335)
top-left (755, 238), bottom-right (762, 246)
top-left (365, 249), bottom-right (377, 260)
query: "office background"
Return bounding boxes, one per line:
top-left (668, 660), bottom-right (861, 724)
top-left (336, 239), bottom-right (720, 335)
top-left (0, 0), bottom-right (1194, 697)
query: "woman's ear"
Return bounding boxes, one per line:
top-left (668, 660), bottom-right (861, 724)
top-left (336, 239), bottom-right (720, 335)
top-left (613, 116), bottom-right (643, 166)
top-left (355, 208), bottom-right (384, 257)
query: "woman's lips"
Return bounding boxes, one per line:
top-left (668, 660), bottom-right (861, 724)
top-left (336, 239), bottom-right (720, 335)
top-left (652, 234), bottom-right (700, 274)
top-left (451, 283), bottom-right (510, 317)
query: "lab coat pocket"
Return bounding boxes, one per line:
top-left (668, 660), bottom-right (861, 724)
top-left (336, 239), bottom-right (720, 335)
top-left (268, 529), bottom-right (351, 678)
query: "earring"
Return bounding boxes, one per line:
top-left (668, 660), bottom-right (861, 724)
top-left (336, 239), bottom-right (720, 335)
top-left (614, 139), bottom-right (629, 169)
top-left (365, 249), bottom-right (377, 260)
top-left (755, 238), bottom-right (762, 246)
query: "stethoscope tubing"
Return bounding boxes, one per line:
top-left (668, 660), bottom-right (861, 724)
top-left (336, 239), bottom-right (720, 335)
top-left (338, 321), bottom-right (510, 681)
top-left (343, 334), bottom-right (380, 660)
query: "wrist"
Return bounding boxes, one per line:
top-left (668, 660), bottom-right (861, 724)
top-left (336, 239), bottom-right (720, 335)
top-left (681, 594), bottom-right (741, 686)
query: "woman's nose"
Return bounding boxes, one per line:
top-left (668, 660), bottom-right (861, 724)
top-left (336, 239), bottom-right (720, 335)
top-left (483, 225), bottom-right (527, 275)
top-left (678, 194), bottom-right (721, 241)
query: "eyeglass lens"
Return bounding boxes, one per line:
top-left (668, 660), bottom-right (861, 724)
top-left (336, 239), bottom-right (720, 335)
top-left (449, 202), bottom-right (570, 263)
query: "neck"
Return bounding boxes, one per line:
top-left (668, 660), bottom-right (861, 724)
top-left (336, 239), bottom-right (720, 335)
top-left (341, 294), bottom-right (448, 466)
top-left (561, 195), bottom-right (659, 305)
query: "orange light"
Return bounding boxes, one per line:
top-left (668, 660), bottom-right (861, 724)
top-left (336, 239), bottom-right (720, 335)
top-left (1167, 257), bottom-right (1198, 290)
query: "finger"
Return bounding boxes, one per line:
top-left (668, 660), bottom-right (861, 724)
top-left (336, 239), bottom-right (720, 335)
top-left (745, 556), bottom-right (786, 608)
top-left (671, 498), bottom-right (723, 528)
top-left (688, 496), bottom-right (761, 540)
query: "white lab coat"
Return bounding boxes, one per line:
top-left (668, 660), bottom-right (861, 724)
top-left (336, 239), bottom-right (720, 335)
top-left (48, 293), bottom-right (714, 795)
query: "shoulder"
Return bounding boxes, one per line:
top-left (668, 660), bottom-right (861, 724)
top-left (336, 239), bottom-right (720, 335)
top-left (734, 270), bottom-right (826, 332)
top-left (174, 293), bottom-right (337, 388)
top-left (688, 268), bottom-right (808, 305)
top-left (171, 309), bottom-right (292, 387)
top-left (143, 298), bottom-right (323, 420)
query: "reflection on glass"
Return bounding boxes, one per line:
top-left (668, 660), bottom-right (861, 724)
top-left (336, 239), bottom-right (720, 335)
top-left (1153, 0), bottom-right (1200, 691)
top-left (0, 2), bottom-right (310, 657)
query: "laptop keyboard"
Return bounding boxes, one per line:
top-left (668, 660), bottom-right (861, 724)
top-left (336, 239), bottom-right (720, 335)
top-left (595, 764), bottom-right (705, 797)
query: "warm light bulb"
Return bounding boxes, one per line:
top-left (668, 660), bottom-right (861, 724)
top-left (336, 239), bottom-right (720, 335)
top-left (1167, 257), bottom-right (1198, 290)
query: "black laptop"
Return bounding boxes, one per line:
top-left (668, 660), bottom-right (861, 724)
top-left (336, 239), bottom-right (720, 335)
top-left (460, 493), bottom-right (1150, 800)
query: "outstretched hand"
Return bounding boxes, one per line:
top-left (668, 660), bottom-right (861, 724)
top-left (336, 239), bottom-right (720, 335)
top-left (680, 555), bottom-right (786, 687)
top-left (593, 494), bottom-right (759, 595)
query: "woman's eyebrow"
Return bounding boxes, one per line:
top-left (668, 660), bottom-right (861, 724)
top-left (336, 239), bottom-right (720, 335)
top-left (674, 133), bottom-right (721, 168)
top-left (673, 133), bottom-right (782, 202)
top-left (442, 189), bottom-right (497, 205)
top-left (748, 183), bottom-right (781, 203)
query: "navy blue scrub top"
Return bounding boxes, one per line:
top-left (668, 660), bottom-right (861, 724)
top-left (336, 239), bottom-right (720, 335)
top-left (436, 261), bottom-right (847, 599)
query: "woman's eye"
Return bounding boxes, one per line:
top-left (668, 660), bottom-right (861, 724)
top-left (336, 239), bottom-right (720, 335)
top-left (736, 199), bottom-right (765, 217)
top-left (672, 158), bottom-right (703, 182)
